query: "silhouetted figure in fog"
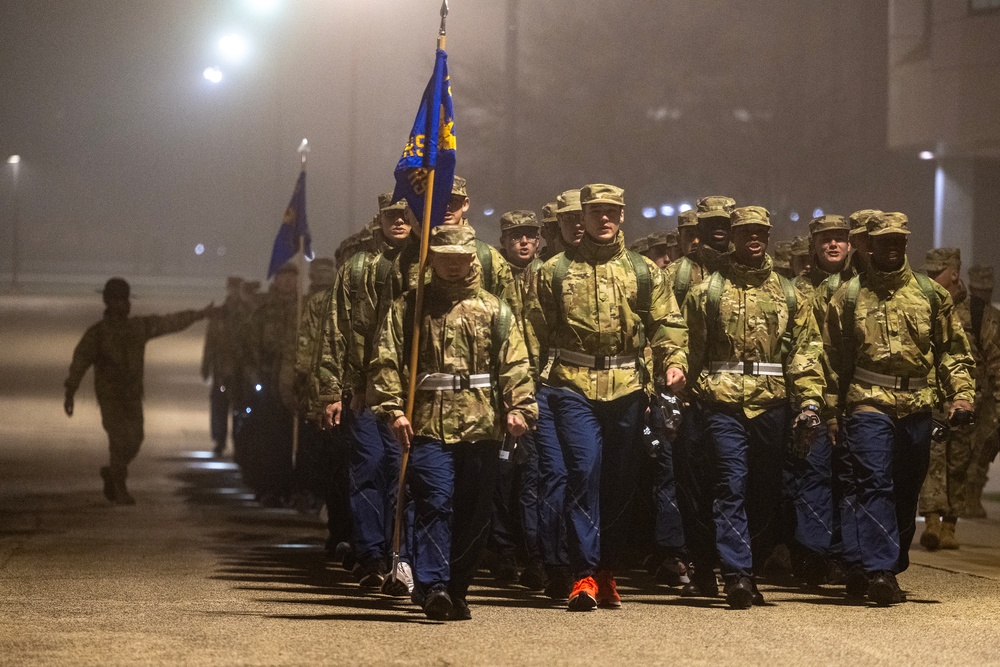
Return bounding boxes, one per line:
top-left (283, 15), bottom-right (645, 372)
top-left (64, 277), bottom-right (213, 504)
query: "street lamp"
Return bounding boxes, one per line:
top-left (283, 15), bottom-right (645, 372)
top-left (7, 155), bottom-right (21, 291)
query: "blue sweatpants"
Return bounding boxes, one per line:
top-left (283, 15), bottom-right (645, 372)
top-left (535, 385), bottom-right (569, 572)
top-left (551, 387), bottom-right (647, 579)
top-left (706, 404), bottom-right (790, 578)
top-left (843, 410), bottom-right (932, 574)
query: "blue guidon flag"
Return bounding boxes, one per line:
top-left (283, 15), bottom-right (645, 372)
top-left (267, 170), bottom-right (313, 278)
top-left (392, 48), bottom-right (456, 228)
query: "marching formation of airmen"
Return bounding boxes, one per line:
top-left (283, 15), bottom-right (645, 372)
top-left (66, 176), bottom-right (1000, 621)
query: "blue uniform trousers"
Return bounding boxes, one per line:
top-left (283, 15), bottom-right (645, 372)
top-left (409, 438), bottom-right (501, 600)
top-left (490, 432), bottom-right (542, 565)
top-left (673, 401), bottom-right (717, 571)
top-left (551, 387), bottom-right (647, 579)
top-left (791, 429), bottom-right (837, 557)
top-left (832, 431), bottom-right (862, 566)
top-left (706, 404), bottom-right (790, 578)
top-left (652, 435), bottom-right (686, 557)
top-left (535, 385), bottom-right (569, 572)
top-left (345, 404), bottom-right (404, 568)
top-left (843, 410), bottom-right (932, 574)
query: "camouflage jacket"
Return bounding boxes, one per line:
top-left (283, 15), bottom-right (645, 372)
top-left (662, 246), bottom-right (729, 303)
top-left (822, 258), bottom-right (976, 419)
top-left (295, 286), bottom-right (339, 420)
top-left (201, 295), bottom-right (249, 386)
top-left (244, 290), bottom-right (299, 411)
top-left (333, 239), bottom-right (389, 399)
top-left (368, 267), bottom-right (537, 444)
top-left (524, 231), bottom-right (687, 402)
top-left (66, 308), bottom-right (204, 402)
top-left (794, 261), bottom-right (856, 304)
top-left (683, 255), bottom-right (825, 418)
top-left (958, 288), bottom-right (1000, 411)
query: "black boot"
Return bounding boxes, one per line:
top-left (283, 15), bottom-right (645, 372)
top-left (868, 571), bottom-right (906, 606)
top-left (99, 467), bottom-right (115, 502)
top-left (724, 576), bottom-right (755, 610)
top-left (111, 467), bottom-right (135, 505)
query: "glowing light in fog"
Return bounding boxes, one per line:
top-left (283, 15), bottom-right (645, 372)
top-left (919, 151), bottom-right (935, 160)
top-left (660, 205), bottom-right (675, 217)
top-left (642, 207), bottom-right (656, 219)
top-left (218, 34), bottom-right (248, 63)
top-left (195, 244), bottom-right (205, 255)
top-left (203, 67), bottom-right (223, 84)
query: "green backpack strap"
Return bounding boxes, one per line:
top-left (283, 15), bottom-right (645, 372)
top-left (374, 253), bottom-right (393, 299)
top-left (776, 274), bottom-right (798, 360)
top-left (826, 272), bottom-right (842, 297)
top-left (840, 275), bottom-right (862, 402)
top-left (705, 271), bottom-right (726, 358)
top-left (625, 250), bottom-right (652, 317)
top-left (550, 251), bottom-right (572, 325)
top-left (673, 256), bottom-right (693, 304)
top-left (913, 271), bottom-right (941, 362)
top-left (348, 251), bottom-right (368, 296)
top-left (475, 239), bottom-right (494, 293)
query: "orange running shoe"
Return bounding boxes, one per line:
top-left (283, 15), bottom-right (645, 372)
top-left (567, 576), bottom-right (598, 612)
top-left (596, 570), bottom-right (621, 608)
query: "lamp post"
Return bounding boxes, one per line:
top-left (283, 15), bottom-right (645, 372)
top-left (7, 155), bottom-right (20, 291)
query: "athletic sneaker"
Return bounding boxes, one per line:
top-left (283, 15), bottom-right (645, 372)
top-left (381, 561), bottom-right (414, 596)
top-left (595, 570), bottom-right (622, 609)
top-left (567, 576), bottom-right (598, 612)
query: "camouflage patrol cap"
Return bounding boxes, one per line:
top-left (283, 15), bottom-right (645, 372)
top-left (557, 189), bottom-right (583, 213)
top-left (790, 235), bottom-right (811, 257)
top-left (378, 192), bottom-right (407, 212)
top-left (774, 241), bottom-right (792, 269)
top-left (677, 210), bottom-right (698, 228)
top-left (647, 231), bottom-right (671, 248)
top-left (696, 195), bottom-right (736, 220)
top-left (500, 210), bottom-right (540, 232)
top-left (580, 184), bottom-right (625, 207)
top-left (730, 205), bottom-right (771, 228)
top-left (664, 229), bottom-right (679, 248)
top-left (430, 223), bottom-right (476, 254)
top-left (452, 175), bottom-right (468, 197)
top-left (102, 277), bottom-right (131, 302)
top-left (868, 211), bottom-right (910, 236)
top-left (630, 237), bottom-right (650, 254)
top-left (924, 248), bottom-right (961, 274)
top-left (848, 209), bottom-right (882, 237)
top-left (808, 214), bottom-right (849, 236)
top-left (969, 265), bottom-right (994, 291)
top-left (542, 202), bottom-right (558, 223)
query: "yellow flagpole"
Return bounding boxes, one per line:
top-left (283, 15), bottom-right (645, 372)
top-left (390, 1), bottom-right (448, 585)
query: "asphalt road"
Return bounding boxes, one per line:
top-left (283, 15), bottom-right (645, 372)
top-left (2, 289), bottom-right (1000, 666)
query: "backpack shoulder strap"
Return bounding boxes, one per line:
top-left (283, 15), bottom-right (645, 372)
top-left (475, 239), bottom-right (494, 293)
top-left (776, 274), bottom-right (798, 360)
top-left (839, 275), bottom-right (862, 401)
top-left (551, 252), bottom-right (572, 324)
top-left (674, 256), bottom-right (693, 304)
top-left (914, 271), bottom-right (941, 359)
top-left (705, 271), bottom-right (726, 356)
top-left (625, 250), bottom-right (652, 316)
top-left (348, 251), bottom-right (367, 294)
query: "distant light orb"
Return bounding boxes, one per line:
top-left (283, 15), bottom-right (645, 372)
top-left (218, 34), bottom-right (249, 63)
top-left (203, 67), bottom-right (223, 84)
top-left (245, 0), bottom-right (280, 15)
top-left (790, 211), bottom-right (800, 222)
top-left (483, 208), bottom-right (495, 217)
top-left (195, 243), bottom-right (205, 255)
top-left (660, 204), bottom-right (675, 217)
top-left (678, 202), bottom-right (693, 213)
top-left (642, 207), bottom-right (657, 219)
top-left (255, 384), bottom-right (262, 392)
top-left (812, 208), bottom-right (824, 218)
top-left (6, 155), bottom-right (20, 164)
top-left (919, 150), bottom-right (935, 160)
top-left (245, 407), bottom-right (252, 414)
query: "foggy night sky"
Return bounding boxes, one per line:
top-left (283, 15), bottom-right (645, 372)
top-left (0, 1), bottom-right (936, 282)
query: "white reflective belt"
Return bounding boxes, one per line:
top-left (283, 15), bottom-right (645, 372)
top-left (709, 361), bottom-right (785, 377)
top-left (416, 373), bottom-right (492, 391)
top-left (556, 348), bottom-right (637, 370)
top-left (853, 367), bottom-right (928, 391)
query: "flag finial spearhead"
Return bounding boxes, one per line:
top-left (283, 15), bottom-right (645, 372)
top-left (439, 0), bottom-right (449, 36)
